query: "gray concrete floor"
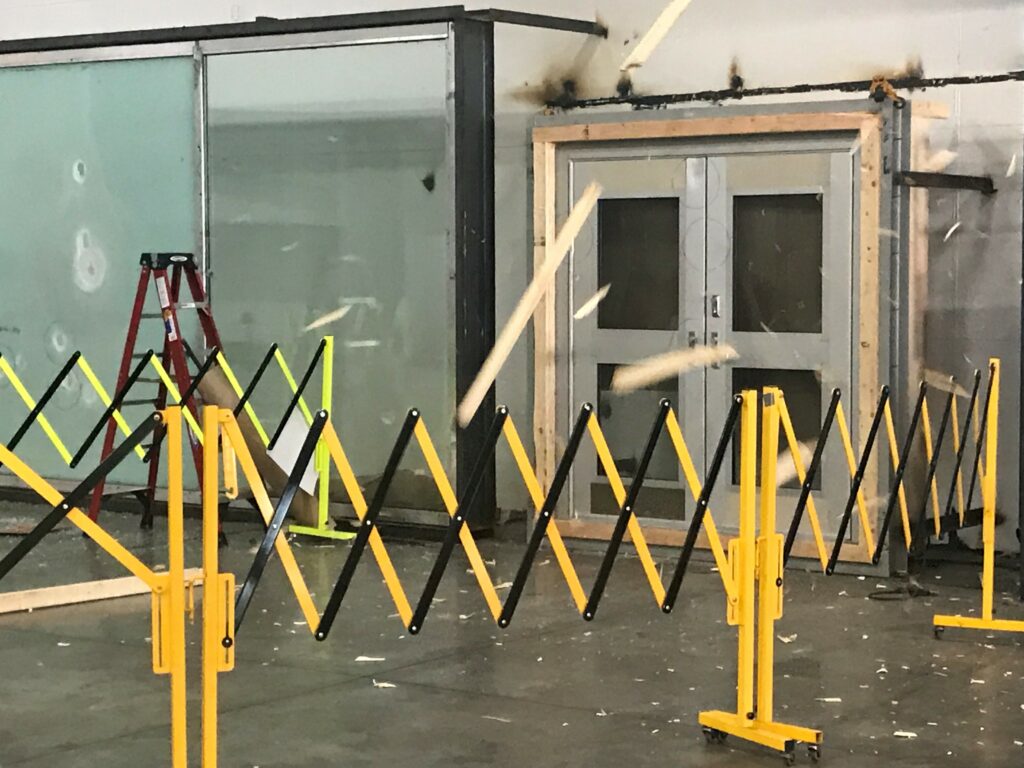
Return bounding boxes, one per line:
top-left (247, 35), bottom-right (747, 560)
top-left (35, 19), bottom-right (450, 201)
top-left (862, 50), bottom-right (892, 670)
top-left (0, 503), bottom-right (1022, 767)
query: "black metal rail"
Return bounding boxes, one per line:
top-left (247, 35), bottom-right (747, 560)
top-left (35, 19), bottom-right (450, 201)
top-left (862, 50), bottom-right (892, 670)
top-left (872, 383), bottom-right (927, 565)
top-left (582, 400), bottom-right (670, 621)
top-left (234, 410), bottom-right (328, 631)
top-left (783, 388), bottom-right (841, 566)
top-left (826, 387), bottom-right (889, 575)
top-left (268, 339), bottom-right (327, 451)
top-left (0, 413), bottom-right (159, 583)
top-left (662, 395), bottom-right (743, 612)
top-left (942, 370), bottom-right (982, 523)
top-left (233, 344), bottom-right (279, 419)
top-left (909, 388), bottom-right (956, 554)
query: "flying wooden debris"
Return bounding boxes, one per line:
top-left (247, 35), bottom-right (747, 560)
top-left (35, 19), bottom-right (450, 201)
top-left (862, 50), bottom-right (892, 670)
top-left (303, 305), bottom-right (351, 333)
top-left (921, 149), bottom-right (957, 173)
top-left (610, 344), bottom-right (737, 393)
top-left (1006, 153), bottom-right (1017, 178)
top-left (457, 181), bottom-right (603, 426)
top-left (621, 0), bottom-right (697, 72)
top-left (923, 369), bottom-right (969, 397)
top-left (775, 441), bottom-right (813, 488)
top-left (573, 284), bottom-right (611, 320)
top-left (942, 221), bottom-right (961, 242)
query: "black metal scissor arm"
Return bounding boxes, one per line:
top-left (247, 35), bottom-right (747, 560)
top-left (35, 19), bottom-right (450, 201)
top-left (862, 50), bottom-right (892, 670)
top-left (268, 338), bottom-right (326, 451)
top-left (662, 394), bottom-right (743, 612)
top-left (70, 350), bottom-right (155, 467)
top-left (143, 346), bottom-right (221, 463)
top-left (942, 370), bottom-right (982, 525)
top-left (826, 386), bottom-right (889, 575)
top-left (234, 409), bottom-right (328, 630)
top-left (783, 388), bottom-right (841, 566)
top-left (233, 343), bottom-right (279, 419)
top-left (0, 413), bottom-right (159, 583)
top-left (231, 398), bottom-right (738, 640)
top-left (231, 407), bottom-right (420, 640)
top-left (0, 351), bottom-right (81, 468)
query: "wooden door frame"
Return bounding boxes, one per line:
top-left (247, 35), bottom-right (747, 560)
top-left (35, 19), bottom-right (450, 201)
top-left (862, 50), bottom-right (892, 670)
top-left (531, 106), bottom-right (888, 565)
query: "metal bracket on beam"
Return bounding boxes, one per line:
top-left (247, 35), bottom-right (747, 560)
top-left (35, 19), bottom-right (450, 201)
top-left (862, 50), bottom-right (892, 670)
top-left (896, 171), bottom-right (996, 195)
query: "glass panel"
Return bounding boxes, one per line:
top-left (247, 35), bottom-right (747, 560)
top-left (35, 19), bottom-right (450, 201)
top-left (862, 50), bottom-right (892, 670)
top-left (0, 58), bottom-right (198, 485)
top-left (207, 39), bottom-right (453, 490)
top-left (597, 198), bottom-right (679, 330)
top-left (596, 364), bottom-right (677, 482)
top-left (731, 367), bottom-right (822, 488)
top-left (732, 194), bottom-right (823, 334)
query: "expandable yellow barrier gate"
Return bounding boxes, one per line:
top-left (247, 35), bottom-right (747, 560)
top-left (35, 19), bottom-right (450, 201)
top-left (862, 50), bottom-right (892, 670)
top-left (932, 360), bottom-right (1024, 635)
top-left (2, 358), bottom-right (1016, 766)
top-left (0, 408), bottom-right (192, 768)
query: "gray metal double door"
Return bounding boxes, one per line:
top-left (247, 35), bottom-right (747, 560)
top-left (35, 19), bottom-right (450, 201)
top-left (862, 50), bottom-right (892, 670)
top-left (562, 140), bottom-right (856, 538)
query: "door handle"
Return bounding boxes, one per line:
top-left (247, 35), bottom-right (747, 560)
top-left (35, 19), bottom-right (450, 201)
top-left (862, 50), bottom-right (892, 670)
top-left (687, 331), bottom-right (698, 348)
top-left (710, 294), bottom-right (721, 318)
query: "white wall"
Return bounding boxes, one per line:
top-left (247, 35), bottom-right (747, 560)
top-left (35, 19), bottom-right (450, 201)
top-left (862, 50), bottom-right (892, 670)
top-left (4, 0), bottom-right (1022, 550)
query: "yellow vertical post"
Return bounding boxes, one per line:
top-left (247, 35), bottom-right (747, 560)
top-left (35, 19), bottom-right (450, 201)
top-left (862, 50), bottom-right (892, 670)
top-left (202, 407), bottom-right (221, 768)
top-left (317, 335), bottom-right (333, 531)
top-left (756, 392), bottom-right (781, 725)
top-left (735, 390), bottom-right (757, 723)
top-left (982, 359), bottom-right (999, 621)
top-left (699, 392), bottom-right (821, 753)
top-left (165, 407), bottom-right (187, 768)
top-left (934, 361), bottom-right (1022, 635)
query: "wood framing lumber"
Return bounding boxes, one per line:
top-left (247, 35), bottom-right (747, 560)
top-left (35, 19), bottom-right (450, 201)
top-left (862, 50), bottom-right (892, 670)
top-left (458, 180), bottom-right (603, 427)
top-left (621, 0), bottom-right (696, 71)
top-left (610, 344), bottom-right (737, 393)
top-left (0, 568), bottom-right (203, 614)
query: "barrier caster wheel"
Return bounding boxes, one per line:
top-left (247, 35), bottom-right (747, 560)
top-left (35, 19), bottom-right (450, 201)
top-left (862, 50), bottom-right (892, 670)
top-left (808, 744), bottom-right (821, 762)
top-left (783, 750), bottom-right (796, 766)
top-left (933, 626), bottom-right (944, 640)
top-left (703, 727), bottom-right (725, 745)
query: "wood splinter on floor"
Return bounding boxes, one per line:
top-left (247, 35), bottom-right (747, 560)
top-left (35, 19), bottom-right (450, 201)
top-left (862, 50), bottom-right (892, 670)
top-left (610, 344), bottom-right (737, 393)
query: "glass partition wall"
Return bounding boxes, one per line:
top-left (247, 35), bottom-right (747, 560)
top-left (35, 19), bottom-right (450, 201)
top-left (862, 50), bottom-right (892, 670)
top-left (0, 54), bottom-right (199, 486)
top-left (0, 18), bottom-right (496, 525)
top-left (206, 35), bottom-right (454, 500)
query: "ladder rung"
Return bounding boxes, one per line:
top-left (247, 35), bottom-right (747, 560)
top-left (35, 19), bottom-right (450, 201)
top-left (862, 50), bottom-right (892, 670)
top-left (131, 352), bottom-right (150, 359)
top-left (140, 312), bottom-right (164, 319)
top-left (175, 302), bottom-right (209, 311)
top-left (137, 377), bottom-right (163, 384)
top-left (121, 399), bottom-right (161, 406)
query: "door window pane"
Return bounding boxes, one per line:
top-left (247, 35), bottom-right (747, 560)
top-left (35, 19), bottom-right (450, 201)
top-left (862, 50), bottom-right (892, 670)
top-left (732, 194), bottom-right (822, 333)
top-left (0, 58), bottom-right (197, 486)
top-left (596, 364), bottom-right (677, 482)
top-left (592, 364), bottom-right (684, 520)
top-left (207, 40), bottom-right (453, 486)
top-left (731, 367), bottom-right (822, 488)
top-left (597, 198), bottom-right (679, 330)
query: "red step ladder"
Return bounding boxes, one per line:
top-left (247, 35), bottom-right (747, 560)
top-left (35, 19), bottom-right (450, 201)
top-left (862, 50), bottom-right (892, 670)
top-left (87, 253), bottom-right (223, 525)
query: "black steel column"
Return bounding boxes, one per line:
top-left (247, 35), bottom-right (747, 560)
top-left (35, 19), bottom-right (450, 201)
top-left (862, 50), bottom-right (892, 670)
top-left (452, 18), bottom-right (496, 532)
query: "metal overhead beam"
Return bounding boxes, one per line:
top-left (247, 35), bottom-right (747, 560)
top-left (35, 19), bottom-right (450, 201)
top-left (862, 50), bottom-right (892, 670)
top-left (467, 9), bottom-right (607, 37)
top-left (0, 6), bottom-right (603, 55)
